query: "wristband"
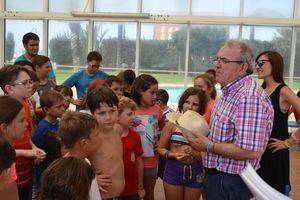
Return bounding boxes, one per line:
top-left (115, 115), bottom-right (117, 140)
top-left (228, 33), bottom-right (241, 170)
top-left (205, 141), bottom-right (210, 153)
top-left (205, 141), bottom-right (214, 153)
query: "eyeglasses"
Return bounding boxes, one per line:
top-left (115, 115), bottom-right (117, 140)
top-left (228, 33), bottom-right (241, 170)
top-left (12, 79), bottom-right (33, 86)
top-left (90, 64), bottom-right (100, 69)
top-left (212, 57), bottom-right (244, 65)
top-left (255, 60), bottom-right (270, 68)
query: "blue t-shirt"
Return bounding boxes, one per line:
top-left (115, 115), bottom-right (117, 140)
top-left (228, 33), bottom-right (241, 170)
top-left (63, 69), bottom-right (108, 99)
top-left (31, 119), bottom-right (59, 148)
top-left (15, 54), bottom-right (55, 79)
top-left (31, 119), bottom-right (59, 192)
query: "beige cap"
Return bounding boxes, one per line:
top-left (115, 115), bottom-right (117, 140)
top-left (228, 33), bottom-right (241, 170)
top-left (166, 110), bottom-right (209, 138)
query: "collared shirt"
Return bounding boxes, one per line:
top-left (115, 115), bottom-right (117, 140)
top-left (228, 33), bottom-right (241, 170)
top-left (204, 75), bottom-right (274, 174)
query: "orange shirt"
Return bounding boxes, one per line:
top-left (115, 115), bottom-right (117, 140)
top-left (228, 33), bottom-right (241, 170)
top-left (9, 163), bottom-right (17, 184)
top-left (204, 99), bottom-right (215, 124)
top-left (12, 100), bottom-right (33, 187)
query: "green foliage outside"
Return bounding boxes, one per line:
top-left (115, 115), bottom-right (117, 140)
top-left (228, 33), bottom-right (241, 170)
top-left (49, 34), bottom-right (73, 65)
top-left (49, 23), bottom-right (87, 66)
top-left (99, 38), bottom-right (135, 69)
top-left (55, 68), bottom-right (300, 91)
top-left (49, 23), bottom-right (299, 88)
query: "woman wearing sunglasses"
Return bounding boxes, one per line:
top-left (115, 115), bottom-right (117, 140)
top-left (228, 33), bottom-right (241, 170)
top-left (255, 51), bottom-right (300, 195)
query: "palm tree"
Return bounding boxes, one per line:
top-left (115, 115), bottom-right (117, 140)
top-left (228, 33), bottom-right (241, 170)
top-left (117, 24), bottom-right (125, 68)
top-left (69, 22), bottom-right (82, 66)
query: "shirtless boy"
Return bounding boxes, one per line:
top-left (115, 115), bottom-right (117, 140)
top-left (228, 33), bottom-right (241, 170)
top-left (87, 86), bottom-right (125, 199)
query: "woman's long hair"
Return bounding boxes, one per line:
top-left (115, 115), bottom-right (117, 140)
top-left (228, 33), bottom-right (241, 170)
top-left (255, 51), bottom-right (285, 88)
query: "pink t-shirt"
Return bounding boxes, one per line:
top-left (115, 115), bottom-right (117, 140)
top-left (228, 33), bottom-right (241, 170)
top-left (134, 105), bottom-right (163, 168)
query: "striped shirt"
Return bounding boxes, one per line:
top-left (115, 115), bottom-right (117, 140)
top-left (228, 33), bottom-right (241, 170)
top-left (204, 75), bottom-right (274, 174)
top-left (170, 128), bottom-right (189, 146)
top-left (13, 100), bottom-right (34, 187)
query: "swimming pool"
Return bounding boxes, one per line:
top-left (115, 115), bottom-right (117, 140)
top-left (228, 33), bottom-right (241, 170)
top-left (161, 86), bottom-right (184, 105)
top-left (161, 85), bottom-right (221, 106)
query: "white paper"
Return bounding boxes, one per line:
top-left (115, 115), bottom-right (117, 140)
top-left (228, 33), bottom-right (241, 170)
top-left (240, 163), bottom-right (291, 200)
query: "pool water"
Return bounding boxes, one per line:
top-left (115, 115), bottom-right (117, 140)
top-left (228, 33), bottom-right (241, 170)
top-left (161, 85), bottom-right (221, 106)
top-left (162, 86), bottom-right (184, 104)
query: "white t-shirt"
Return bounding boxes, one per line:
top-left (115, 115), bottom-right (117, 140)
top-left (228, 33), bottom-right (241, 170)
top-left (85, 158), bottom-right (102, 200)
top-left (32, 91), bottom-right (40, 107)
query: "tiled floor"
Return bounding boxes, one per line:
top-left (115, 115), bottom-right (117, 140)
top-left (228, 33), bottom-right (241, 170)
top-left (154, 149), bottom-right (300, 200)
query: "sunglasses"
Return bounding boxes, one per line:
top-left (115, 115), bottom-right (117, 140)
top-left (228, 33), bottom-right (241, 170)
top-left (256, 60), bottom-right (270, 68)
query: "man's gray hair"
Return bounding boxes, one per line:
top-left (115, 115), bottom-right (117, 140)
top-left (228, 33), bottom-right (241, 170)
top-left (225, 40), bottom-right (254, 75)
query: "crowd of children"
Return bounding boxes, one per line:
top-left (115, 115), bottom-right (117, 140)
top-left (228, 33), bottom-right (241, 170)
top-left (0, 60), bottom-right (216, 200)
top-left (0, 32), bottom-right (299, 200)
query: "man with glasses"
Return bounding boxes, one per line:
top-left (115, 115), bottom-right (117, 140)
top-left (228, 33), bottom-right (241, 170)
top-left (187, 41), bottom-right (274, 199)
top-left (63, 51), bottom-right (108, 110)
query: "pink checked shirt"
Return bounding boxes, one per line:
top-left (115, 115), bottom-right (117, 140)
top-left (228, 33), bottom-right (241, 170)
top-left (204, 75), bottom-right (274, 174)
